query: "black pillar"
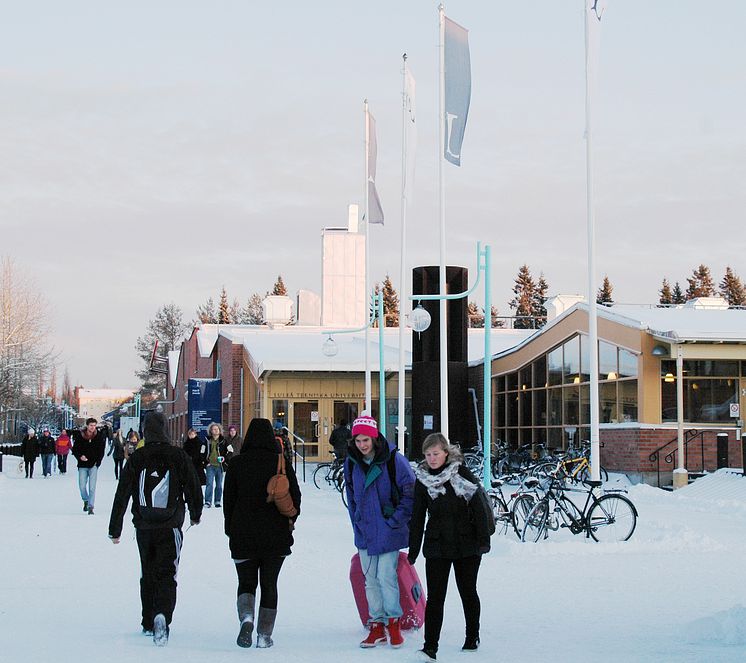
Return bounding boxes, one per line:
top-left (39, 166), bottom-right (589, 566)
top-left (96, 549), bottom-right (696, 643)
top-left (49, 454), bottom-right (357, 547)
top-left (411, 266), bottom-right (469, 459)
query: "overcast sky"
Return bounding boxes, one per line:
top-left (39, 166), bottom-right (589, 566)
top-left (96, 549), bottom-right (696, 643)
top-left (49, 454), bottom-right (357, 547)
top-left (2, 1), bottom-right (744, 388)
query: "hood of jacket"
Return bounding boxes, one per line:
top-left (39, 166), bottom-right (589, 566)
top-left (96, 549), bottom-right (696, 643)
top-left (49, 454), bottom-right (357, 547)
top-left (347, 433), bottom-right (393, 468)
top-left (241, 417), bottom-right (279, 454)
top-left (142, 411), bottom-right (170, 445)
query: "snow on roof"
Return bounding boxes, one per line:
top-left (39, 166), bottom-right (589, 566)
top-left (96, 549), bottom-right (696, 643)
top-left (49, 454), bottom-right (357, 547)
top-left (191, 324), bottom-right (534, 378)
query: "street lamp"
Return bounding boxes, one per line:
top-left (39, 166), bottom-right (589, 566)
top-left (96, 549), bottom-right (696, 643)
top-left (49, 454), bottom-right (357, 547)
top-left (322, 335), bottom-right (338, 357)
top-left (410, 303), bottom-right (432, 334)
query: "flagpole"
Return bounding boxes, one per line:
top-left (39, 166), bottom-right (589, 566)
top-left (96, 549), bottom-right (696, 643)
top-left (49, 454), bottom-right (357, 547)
top-left (364, 100), bottom-right (372, 414)
top-left (585, 3), bottom-right (600, 482)
top-left (438, 3), bottom-right (450, 439)
top-left (398, 54), bottom-right (408, 455)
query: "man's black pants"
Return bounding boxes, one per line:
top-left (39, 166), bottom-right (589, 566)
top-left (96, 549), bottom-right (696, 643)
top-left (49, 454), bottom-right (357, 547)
top-left (136, 527), bottom-right (183, 629)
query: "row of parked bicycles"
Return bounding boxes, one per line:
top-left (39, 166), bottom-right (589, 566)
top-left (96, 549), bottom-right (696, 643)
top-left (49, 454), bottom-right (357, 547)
top-left (311, 439), bottom-right (638, 543)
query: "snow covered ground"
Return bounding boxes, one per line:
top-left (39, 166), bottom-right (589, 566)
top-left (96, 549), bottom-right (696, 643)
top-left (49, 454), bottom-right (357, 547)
top-left (2, 461), bottom-right (746, 662)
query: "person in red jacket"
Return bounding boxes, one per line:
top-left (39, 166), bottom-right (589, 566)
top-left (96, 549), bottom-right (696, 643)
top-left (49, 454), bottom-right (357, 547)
top-left (55, 429), bottom-right (72, 474)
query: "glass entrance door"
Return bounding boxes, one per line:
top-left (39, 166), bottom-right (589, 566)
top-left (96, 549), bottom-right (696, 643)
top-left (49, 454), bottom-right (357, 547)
top-left (292, 400), bottom-right (319, 458)
top-left (333, 401), bottom-right (359, 429)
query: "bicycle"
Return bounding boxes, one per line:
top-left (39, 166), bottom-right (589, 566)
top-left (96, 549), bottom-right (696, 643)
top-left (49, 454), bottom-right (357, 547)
top-left (312, 453), bottom-right (345, 490)
top-left (521, 469), bottom-right (637, 543)
top-left (532, 442), bottom-right (609, 486)
top-left (488, 473), bottom-right (543, 539)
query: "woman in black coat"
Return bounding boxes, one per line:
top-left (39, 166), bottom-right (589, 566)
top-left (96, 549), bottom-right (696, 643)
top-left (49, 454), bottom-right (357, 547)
top-left (21, 429), bottom-right (40, 478)
top-left (223, 418), bottom-right (301, 650)
top-left (183, 428), bottom-right (206, 486)
top-left (408, 433), bottom-right (491, 661)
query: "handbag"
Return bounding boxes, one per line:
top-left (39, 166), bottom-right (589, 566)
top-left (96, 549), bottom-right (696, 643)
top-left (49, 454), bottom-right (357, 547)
top-left (266, 452), bottom-right (298, 518)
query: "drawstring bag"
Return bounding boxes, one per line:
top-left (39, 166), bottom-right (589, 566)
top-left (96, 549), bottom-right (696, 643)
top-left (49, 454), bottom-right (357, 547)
top-left (267, 452), bottom-right (298, 518)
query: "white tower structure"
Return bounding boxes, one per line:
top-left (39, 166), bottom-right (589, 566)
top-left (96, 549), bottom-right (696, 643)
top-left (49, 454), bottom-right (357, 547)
top-left (321, 204), bottom-right (366, 327)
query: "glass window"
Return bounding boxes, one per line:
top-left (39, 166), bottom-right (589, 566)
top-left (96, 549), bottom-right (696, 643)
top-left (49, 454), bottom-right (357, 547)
top-left (548, 388), bottom-right (562, 426)
top-left (519, 367), bottom-right (531, 391)
top-left (688, 379), bottom-right (737, 423)
top-left (533, 354), bottom-right (547, 388)
top-left (579, 384), bottom-right (590, 425)
top-left (619, 380), bottom-right (638, 421)
top-left (504, 428), bottom-right (518, 445)
top-left (618, 349), bottom-right (638, 378)
top-left (548, 427), bottom-right (562, 449)
top-left (507, 391), bottom-right (518, 427)
top-left (520, 390), bottom-right (532, 427)
top-left (533, 389), bottom-right (547, 427)
top-left (533, 427), bottom-right (547, 446)
top-left (600, 381), bottom-right (618, 423)
top-left (495, 392), bottom-right (506, 428)
top-left (564, 385), bottom-right (580, 425)
top-left (495, 375), bottom-right (505, 393)
top-left (506, 372), bottom-right (518, 391)
top-left (272, 400), bottom-right (288, 429)
top-left (683, 360), bottom-right (739, 377)
top-left (579, 335), bottom-right (591, 383)
top-left (599, 341), bottom-right (618, 380)
top-left (547, 347), bottom-right (563, 386)
top-left (563, 337), bottom-right (580, 384)
top-left (661, 378), bottom-right (677, 422)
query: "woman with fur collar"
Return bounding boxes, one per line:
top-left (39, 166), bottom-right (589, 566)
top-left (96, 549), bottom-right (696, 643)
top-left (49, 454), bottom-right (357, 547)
top-left (408, 433), bottom-right (490, 661)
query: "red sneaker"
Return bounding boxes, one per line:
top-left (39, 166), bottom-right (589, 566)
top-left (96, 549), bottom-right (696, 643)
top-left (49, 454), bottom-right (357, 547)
top-left (386, 618), bottom-right (404, 648)
top-left (360, 622), bottom-right (387, 648)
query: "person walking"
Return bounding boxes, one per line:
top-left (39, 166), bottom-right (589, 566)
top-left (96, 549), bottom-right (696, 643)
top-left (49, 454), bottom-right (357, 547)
top-left (21, 428), bottom-right (40, 478)
top-left (124, 431), bottom-right (139, 460)
top-left (183, 428), bottom-right (206, 487)
top-left (39, 428), bottom-right (56, 477)
top-left (344, 414), bottom-right (415, 649)
top-left (225, 425), bottom-right (243, 459)
top-left (203, 422), bottom-right (231, 508)
top-left (108, 429), bottom-right (126, 479)
top-left (223, 418), bottom-right (301, 649)
top-left (408, 433), bottom-right (492, 661)
top-left (70, 418), bottom-right (106, 514)
top-left (329, 419), bottom-right (351, 460)
top-left (108, 410), bottom-right (202, 647)
top-left (55, 429), bottom-right (72, 474)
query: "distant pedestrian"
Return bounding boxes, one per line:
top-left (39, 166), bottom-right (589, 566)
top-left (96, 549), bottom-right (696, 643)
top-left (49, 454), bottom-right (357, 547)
top-left (108, 429), bottom-right (126, 479)
top-left (108, 410), bottom-right (202, 647)
top-left (203, 422), bottom-right (231, 508)
top-left (408, 433), bottom-right (492, 661)
top-left (70, 418), bottom-right (107, 515)
top-left (55, 429), bottom-right (72, 474)
top-left (273, 423), bottom-right (293, 466)
top-left (124, 431), bottom-right (139, 459)
top-left (344, 414), bottom-right (415, 649)
top-left (225, 425), bottom-right (243, 458)
top-left (223, 418), bottom-right (301, 649)
top-left (329, 419), bottom-right (351, 460)
top-left (21, 428), bottom-right (40, 478)
top-left (39, 428), bottom-right (56, 477)
top-left (183, 428), bottom-right (206, 486)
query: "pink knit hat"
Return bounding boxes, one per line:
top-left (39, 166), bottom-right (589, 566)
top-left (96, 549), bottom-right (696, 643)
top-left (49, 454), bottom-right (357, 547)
top-left (351, 415), bottom-right (378, 439)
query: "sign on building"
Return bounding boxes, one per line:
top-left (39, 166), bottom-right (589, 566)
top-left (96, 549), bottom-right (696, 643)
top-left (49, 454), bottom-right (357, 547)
top-left (188, 378), bottom-right (222, 437)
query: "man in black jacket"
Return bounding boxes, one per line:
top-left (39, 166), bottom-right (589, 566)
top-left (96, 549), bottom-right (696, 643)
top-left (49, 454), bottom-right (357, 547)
top-left (108, 410), bottom-right (203, 647)
top-left (70, 418), bottom-right (107, 514)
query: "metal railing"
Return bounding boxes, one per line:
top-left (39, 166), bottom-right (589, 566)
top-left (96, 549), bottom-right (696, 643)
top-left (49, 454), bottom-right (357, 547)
top-left (648, 429), bottom-right (706, 487)
top-left (282, 426), bottom-right (308, 483)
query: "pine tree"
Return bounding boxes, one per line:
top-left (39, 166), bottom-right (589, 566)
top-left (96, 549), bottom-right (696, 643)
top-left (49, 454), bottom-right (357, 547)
top-left (533, 273), bottom-right (549, 327)
top-left (720, 266), bottom-right (746, 306)
top-left (240, 293), bottom-right (265, 324)
top-left (596, 275), bottom-right (614, 306)
top-left (672, 281), bottom-right (686, 304)
top-left (196, 297), bottom-right (217, 324)
top-left (135, 304), bottom-right (190, 390)
top-left (659, 278), bottom-right (673, 306)
top-left (381, 275), bottom-right (399, 326)
top-left (218, 287), bottom-right (232, 324)
top-left (467, 301), bottom-right (484, 328)
top-left (686, 264), bottom-right (716, 299)
top-left (230, 297), bottom-right (241, 324)
top-left (272, 275), bottom-right (288, 296)
top-left (509, 264), bottom-right (537, 329)
top-left (490, 305), bottom-right (506, 328)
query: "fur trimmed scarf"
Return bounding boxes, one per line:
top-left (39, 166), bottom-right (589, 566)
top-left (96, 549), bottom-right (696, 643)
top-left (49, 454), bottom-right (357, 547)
top-left (415, 461), bottom-right (479, 502)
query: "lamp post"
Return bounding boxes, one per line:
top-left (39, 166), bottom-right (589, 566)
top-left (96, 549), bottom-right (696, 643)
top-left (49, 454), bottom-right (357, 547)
top-left (410, 242), bottom-right (493, 488)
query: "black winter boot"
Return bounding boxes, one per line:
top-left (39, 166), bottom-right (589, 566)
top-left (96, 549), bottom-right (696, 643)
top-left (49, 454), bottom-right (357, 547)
top-left (256, 607), bottom-right (277, 648)
top-left (236, 593), bottom-right (256, 648)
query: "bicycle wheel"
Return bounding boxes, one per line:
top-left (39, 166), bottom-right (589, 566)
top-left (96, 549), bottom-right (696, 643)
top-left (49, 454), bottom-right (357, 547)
top-left (521, 499), bottom-right (549, 543)
top-left (587, 494), bottom-right (637, 542)
top-left (579, 462), bottom-right (609, 486)
top-left (340, 479), bottom-right (348, 508)
top-left (511, 493), bottom-right (536, 539)
top-left (463, 453), bottom-right (483, 474)
top-left (313, 463), bottom-right (331, 490)
top-left (489, 493), bottom-right (510, 535)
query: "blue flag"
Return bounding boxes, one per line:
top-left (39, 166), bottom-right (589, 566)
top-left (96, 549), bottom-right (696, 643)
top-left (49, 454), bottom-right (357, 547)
top-left (444, 16), bottom-right (471, 166)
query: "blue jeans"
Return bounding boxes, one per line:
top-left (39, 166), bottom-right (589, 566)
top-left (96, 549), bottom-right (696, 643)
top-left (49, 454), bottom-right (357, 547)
top-left (78, 466), bottom-right (98, 508)
top-left (41, 454), bottom-right (54, 476)
top-left (358, 549), bottom-right (402, 622)
top-left (205, 464), bottom-right (223, 505)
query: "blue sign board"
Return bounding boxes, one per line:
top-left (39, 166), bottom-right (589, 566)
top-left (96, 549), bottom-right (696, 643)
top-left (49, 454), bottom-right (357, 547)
top-left (187, 378), bottom-right (222, 437)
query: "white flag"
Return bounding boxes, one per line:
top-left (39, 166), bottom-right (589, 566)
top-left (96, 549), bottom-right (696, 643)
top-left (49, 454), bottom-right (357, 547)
top-left (367, 109), bottom-right (384, 225)
top-left (444, 15), bottom-right (471, 166)
top-left (403, 63), bottom-right (417, 204)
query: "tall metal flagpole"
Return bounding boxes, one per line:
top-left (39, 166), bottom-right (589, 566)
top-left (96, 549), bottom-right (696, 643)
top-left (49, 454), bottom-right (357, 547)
top-left (438, 4), bottom-right (450, 438)
top-left (364, 100), bottom-right (372, 413)
top-left (397, 55), bottom-right (408, 454)
top-left (585, 3), bottom-right (600, 481)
